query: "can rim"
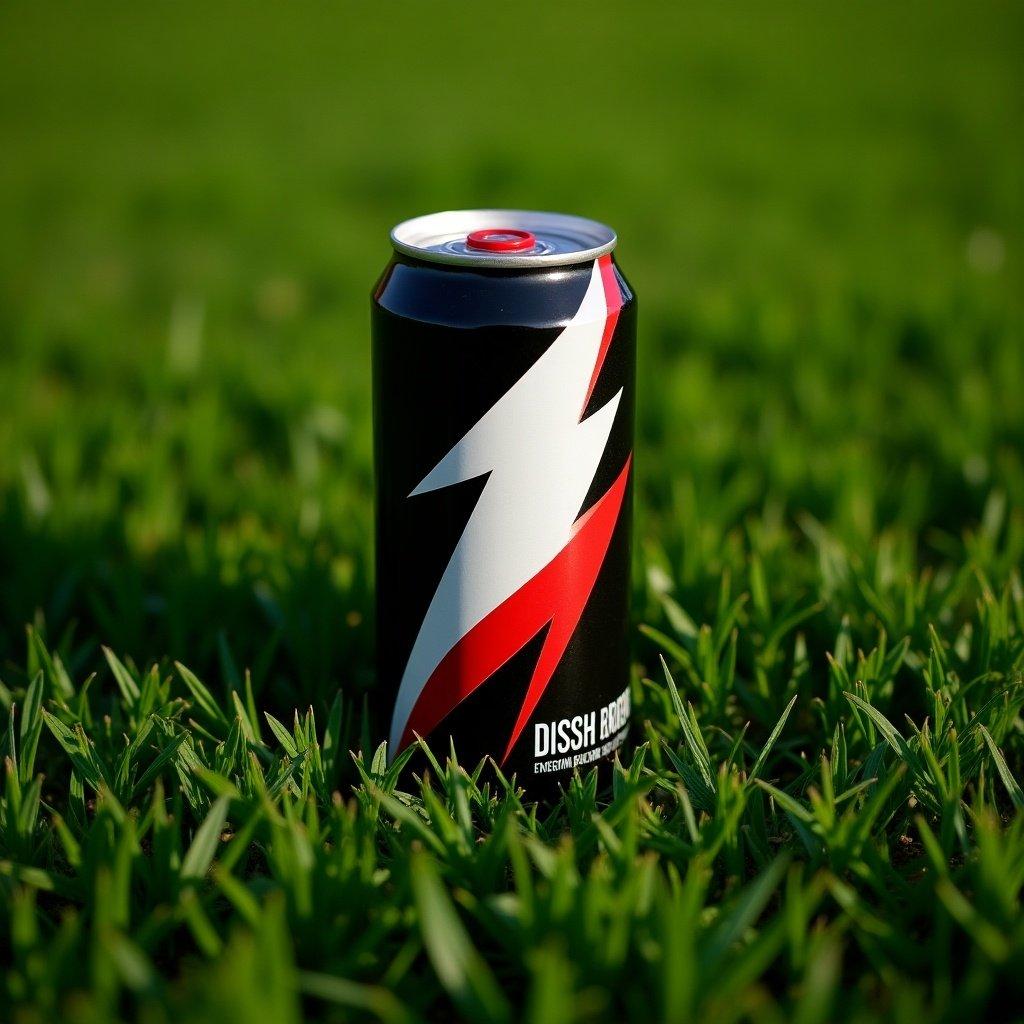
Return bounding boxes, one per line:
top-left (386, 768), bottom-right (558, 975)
top-left (390, 209), bottom-right (617, 268)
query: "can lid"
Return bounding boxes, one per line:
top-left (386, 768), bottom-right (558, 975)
top-left (390, 209), bottom-right (617, 268)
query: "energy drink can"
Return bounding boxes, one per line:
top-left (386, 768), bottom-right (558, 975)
top-left (372, 210), bottom-right (635, 789)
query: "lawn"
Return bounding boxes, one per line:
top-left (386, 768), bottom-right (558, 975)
top-left (1, 3), bottom-right (1023, 1021)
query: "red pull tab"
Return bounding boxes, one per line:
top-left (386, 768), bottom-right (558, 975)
top-left (466, 228), bottom-right (537, 253)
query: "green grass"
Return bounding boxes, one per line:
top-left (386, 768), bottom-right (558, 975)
top-left (1, 2), bottom-right (1023, 1021)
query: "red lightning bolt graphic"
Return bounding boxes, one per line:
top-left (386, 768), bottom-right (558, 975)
top-left (398, 255), bottom-right (629, 760)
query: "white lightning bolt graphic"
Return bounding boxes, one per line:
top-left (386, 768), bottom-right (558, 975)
top-left (389, 260), bottom-right (622, 754)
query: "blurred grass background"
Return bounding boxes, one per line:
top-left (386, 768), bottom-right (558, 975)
top-left (0, 0), bottom-right (1022, 716)
top-left (2, 4), bottom-right (1024, 1021)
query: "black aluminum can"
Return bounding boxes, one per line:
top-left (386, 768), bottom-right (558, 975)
top-left (372, 210), bottom-right (635, 790)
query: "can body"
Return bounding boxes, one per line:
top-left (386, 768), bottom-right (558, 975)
top-left (372, 214), bottom-right (635, 788)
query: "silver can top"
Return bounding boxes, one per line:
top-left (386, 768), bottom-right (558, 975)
top-left (390, 209), bottom-right (617, 269)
